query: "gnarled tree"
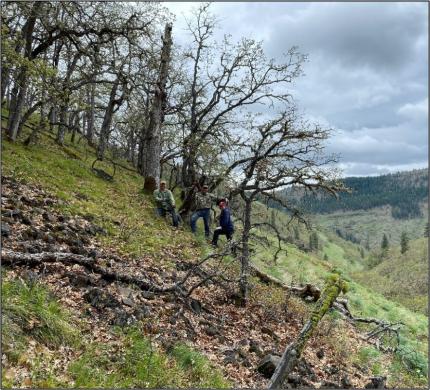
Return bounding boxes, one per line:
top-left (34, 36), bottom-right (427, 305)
top-left (226, 108), bottom-right (344, 304)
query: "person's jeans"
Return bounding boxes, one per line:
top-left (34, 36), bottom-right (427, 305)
top-left (190, 208), bottom-right (211, 236)
top-left (212, 227), bottom-right (233, 246)
top-left (156, 207), bottom-right (179, 227)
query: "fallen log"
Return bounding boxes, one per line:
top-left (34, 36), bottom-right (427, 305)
top-left (1, 249), bottom-right (167, 293)
top-left (249, 262), bottom-right (321, 301)
top-left (268, 274), bottom-right (348, 389)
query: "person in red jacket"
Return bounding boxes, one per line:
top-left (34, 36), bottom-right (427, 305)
top-left (211, 199), bottom-right (234, 247)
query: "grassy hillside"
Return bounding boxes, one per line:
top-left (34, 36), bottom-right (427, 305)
top-left (1, 118), bottom-right (427, 388)
top-left (1, 125), bottom-right (230, 387)
top-left (315, 206), bottom-right (427, 249)
top-left (354, 238), bottom-right (428, 315)
top-left (288, 169), bottom-right (428, 219)
top-left (252, 209), bottom-right (428, 385)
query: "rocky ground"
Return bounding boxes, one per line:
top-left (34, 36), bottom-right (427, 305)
top-left (1, 175), bottom-right (387, 388)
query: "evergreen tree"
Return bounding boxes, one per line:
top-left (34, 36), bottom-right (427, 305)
top-left (400, 231), bottom-right (409, 254)
top-left (424, 222), bottom-right (429, 238)
top-left (381, 233), bottom-right (389, 257)
top-left (323, 253), bottom-right (328, 261)
top-left (381, 233), bottom-right (389, 251)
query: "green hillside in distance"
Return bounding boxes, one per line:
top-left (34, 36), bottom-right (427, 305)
top-left (315, 205), bottom-right (427, 249)
top-left (286, 169), bottom-right (428, 220)
top-left (354, 237), bottom-right (428, 315)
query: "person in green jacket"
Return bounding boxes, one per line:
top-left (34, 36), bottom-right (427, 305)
top-left (153, 181), bottom-right (179, 227)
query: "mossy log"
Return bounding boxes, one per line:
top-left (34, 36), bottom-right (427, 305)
top-left (268, 274), bottom-right (348, 389)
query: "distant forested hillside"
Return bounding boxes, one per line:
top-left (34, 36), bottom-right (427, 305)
top-left (284, 169), bottom-right (428, 219)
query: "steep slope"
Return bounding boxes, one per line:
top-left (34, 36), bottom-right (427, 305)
top-left (1, 128), bottom-right (427, 388)
top-left (0, 131), bottom-right (384, 389)
top-left (251, 208), bottom-right (428, 386)
top-left (315, 206), bottom-right (427, 249)
top-left (354, 238), bottom-right (428, 315)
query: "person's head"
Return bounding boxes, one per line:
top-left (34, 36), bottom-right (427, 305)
top-left (218, 200), bottom-right (226, 209)
top-left (160, 180), bottom-right (166, 191)
top-left (202, 185), bottom-right (208, 193)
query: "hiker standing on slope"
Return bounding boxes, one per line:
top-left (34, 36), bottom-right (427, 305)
top-left (211, 199), bottom-right (234, 247)
top-left (154, 180), bottom-right (179, 227)
top-left (190, 183), bottom-right (217, 238)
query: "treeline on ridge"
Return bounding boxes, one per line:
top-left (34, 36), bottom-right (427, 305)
top-left (266, 170), bottom-right (428, 219)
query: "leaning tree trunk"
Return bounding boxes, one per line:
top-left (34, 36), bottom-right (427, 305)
top-left (141, 23), bottom-right (173, 192)
top-left (18, 100), bottom-right (42, 138)
top-left (268, 274), bottom-right (348, 389)
top-left (239, 197), bottom-right (252, 305)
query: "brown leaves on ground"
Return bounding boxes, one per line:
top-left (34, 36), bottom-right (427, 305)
top-left (1, 176), bottom-right (376, 388)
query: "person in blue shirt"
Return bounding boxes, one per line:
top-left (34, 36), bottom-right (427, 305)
top-left (211, 199), bottom-right (234, 247)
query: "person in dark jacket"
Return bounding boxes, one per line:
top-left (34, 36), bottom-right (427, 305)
top-left (211, 199), bottom-right (234, 247)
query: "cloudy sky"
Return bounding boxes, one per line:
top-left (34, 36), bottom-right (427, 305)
top-left (165, 2), bottom-right (428, 177)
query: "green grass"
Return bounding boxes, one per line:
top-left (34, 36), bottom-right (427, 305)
top-left (1, 276), bottom-right (229, 388)
top-left (251, 211), bottom-right (428, 385)
top-left (2, 276), bottom-right (80, 387)
top-left (69, 328), bottom-right (229, 388)
top-left (1, 127), bottom-right (198, 261)
top-left (354, 238), bottom-right (428, 315)
top-left (170, 343), bottom-right (229, 388)
top-left (354, 346), bottom-right (383, 374)
top-left (1, 114), bottom-right (230, 387)
top-left (2, 277), bottom-right (79, 359)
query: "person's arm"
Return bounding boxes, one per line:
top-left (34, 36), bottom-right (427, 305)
top-left (168, 190), bottom-right (176, 207)
top-left (153, 190), bottom-right (162, 202)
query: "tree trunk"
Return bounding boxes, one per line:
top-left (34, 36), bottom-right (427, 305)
top-left (56, 52), bottom-right (80, 145)
top-left (268, 275), bottom-right (347, 389)
top-left (239, 198), bottom-right (252, 304)
top-left (17, 100), bottom-right (42, 137)
top-left (56, 104), bottom-right (68, 145)
top-left (48, 106), bottom-right (57, 133)
top-left (181, 148), bottom-right (198, 188)
top-left (86, 82), bottom-right (95, 145)
top-left (71, 112), bottom-right (79, 144)
top-left (8, 70), bottom-right (30, 141)
top-left (7, 2), bottom-right (41, 141)
top-left (97, 80), bottom-right (119, 160)
top-left (141, 23), bottom-right (173, 192)
top-left (1, 67), bottom-right (11, 104)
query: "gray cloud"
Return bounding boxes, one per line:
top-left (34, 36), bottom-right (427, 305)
top-left (166, 2), bottom-right (428, 177)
